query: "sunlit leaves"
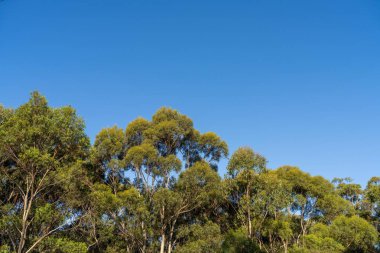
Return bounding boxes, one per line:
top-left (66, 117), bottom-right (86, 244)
top-left (227, 147), bottom-right (266, 178)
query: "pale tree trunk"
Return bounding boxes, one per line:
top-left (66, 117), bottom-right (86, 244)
top-left (160, 205), bottom-right (166, 253)
top-left (299, 208), bottom-right (308, 246)
top-left (167, 218), bottom-right (177, 253)
top-left (246, 183), bottom-right (252, 238)
top-left (16, 168), bottom-right (57, 253)
top-left (160, 234), bottom-right (165, 253)
top-left (18, 176), bottom-right (34, 253)
top-left (141, 221), bottom-right (147, 253)
top-left (281, 238), bottom-right (288, 253)
top-left (168, 243), bottom-right (173, 253)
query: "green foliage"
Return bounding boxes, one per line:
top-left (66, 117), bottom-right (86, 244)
top-left (0, 245), bottom-right (11, 253)
top-left (38, 237), bottom-right (87, 253)
top-left (332, 177), bottom-right (363, 206)
top-left (227, 147), bottom-right (266, 177)
top-left (176, 161), bottom-right (222, 204)
top-left (290, 235), bottom-right (345, 253)
top-left (0, 92), bottom-right (90, 253)
top-left (330, 215), bottom-right (378, 252)
top-left (198, 132), bottom-right (228, 169)
top-left (175, 222), bottom-right (222, 253)
top-left (94, 126), bottom-right (126, 161)
top-left (291, 223), bottom-right (345, 253)
top-left (366, 177), bottom-right (380, 204)
top-left (294, 215), bottom-right (378, 253)
top-left (0, 92), bottom-right (379, 253)
top-left (222, 229), bottom-right (263, 253)
top-left (317, 193), bottom-right (354, 222)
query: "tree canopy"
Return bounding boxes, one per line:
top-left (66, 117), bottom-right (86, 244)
top-left (0, 92), bottom-right (379, 253)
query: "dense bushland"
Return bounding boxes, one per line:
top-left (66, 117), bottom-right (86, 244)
top-left (0, 92), bottom-right (379, 253)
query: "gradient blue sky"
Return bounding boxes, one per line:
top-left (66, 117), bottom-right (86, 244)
top-left (1, 0), bottom-right (380, 184)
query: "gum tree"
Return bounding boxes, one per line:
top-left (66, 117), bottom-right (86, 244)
top-left (0, 92), bottom-right (89, 253)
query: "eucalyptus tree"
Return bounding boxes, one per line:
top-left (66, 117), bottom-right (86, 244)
top-left (252, 172), bottom-right (292, 252)
top-left (330, 215), bottom-right (378, 253)
top-left (332, 177), bottom-right (363, 209)
top-left (365, 177), bottom-right (380, 219)
top-left (174, 221), bottom-right (223, 253)
top-left (2, 92), bottom-right (379, 253)
top-left (0, 92), bottom-right (90, 253)
top-left (93, 107), bottom-right (228, 195)
top-left (275, 167), bottom-right (330, 240)
top-left (92, 126), bottom-right (127, 194)
top-left (226, 147), bottom-right (267, 239)
top-left (363, 177), bottom-right (380, 248)
top-left (153, 161), bottom-right (223, 253)
top-left (87, 107), bottom-right (228, 252)
top-left (290, 223), bottom-right (345, 253)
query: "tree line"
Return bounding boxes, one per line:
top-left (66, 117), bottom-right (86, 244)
top-left (0, 92), bottom-right (379, 253)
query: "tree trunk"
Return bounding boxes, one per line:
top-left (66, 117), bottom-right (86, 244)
top-left (160, 205), bottom-right (166, 253)
top-left (142, 221), bottom-right (147, 253)
top-left (167, 219), bottom-right (177, 253)
top-left (160, 234), bottom-right (165, 253)
top-left (281, 238), bottom-right (288, 253)
top-left (168, 243), bottom-right (172, 253)
top-left (18, 179), bottom-right (33, 253)
top-left (246, 183), bottom-right (252, 238)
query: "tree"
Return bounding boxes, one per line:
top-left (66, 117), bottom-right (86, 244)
top-left (290, 223), bottom-right (344, 253)
top-left (79, 107), bottom-right (228, 252)
top-left (153, 161), bottom-right (223, 253)
top-left (221, 228), bottom-right (263, 253)
top-left (330, 215), bottom-right (378, 252)
top-left (174, 222), bottom-right (222, 253)
top-left (332, 177), bottom-right (363, 208)
top-left (0, 92), bottom-right (90, 253)
top-left (227, 147), bottom-right (266, 179)
top-left (227, 147), bottom-right (267, 239)
top-left (1, 92), bottom-right (379, 253)
top-left (249, 172), bottom-right (292, 252)
top-left (364, 177), bottom-right (380, 227)
top-left (274, 166), bottom-right (338, 245)
top-left (37, 237), bottom-right (87, 253)
top-left (93, 126), bottom-right (127, 193)
top-left (198, 132), bottom-right (228, 170)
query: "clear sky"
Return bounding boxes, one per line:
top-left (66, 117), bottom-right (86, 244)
top-left (1, 0), bottom-right (380, 185)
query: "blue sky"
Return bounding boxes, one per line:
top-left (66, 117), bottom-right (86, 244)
top-left (1, 0), bottom-right (380, 184)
